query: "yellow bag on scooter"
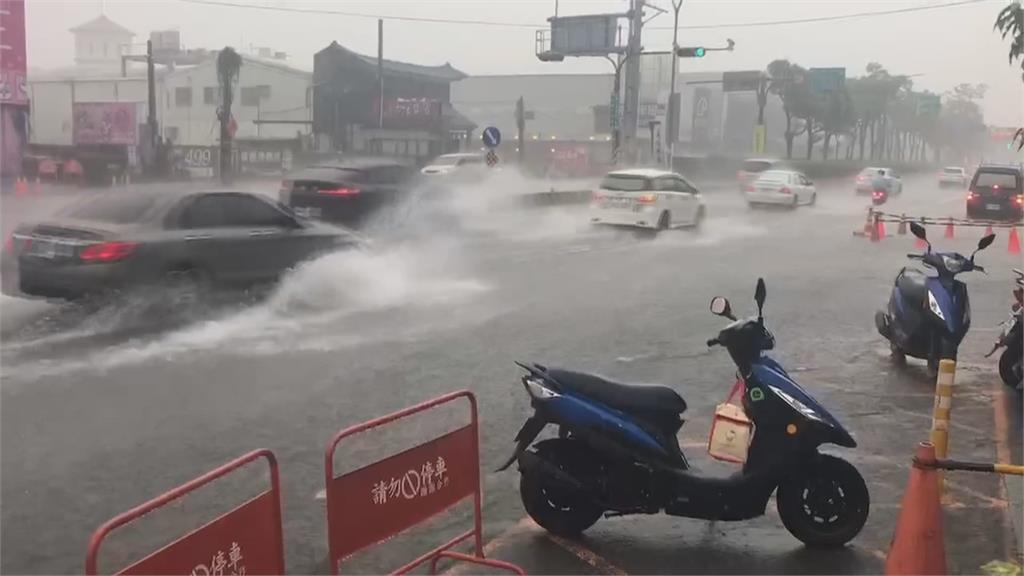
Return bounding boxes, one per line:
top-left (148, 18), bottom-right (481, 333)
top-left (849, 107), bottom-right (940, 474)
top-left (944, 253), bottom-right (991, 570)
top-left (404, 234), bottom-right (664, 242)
top-left (707, 378), bottom-right (752, 464)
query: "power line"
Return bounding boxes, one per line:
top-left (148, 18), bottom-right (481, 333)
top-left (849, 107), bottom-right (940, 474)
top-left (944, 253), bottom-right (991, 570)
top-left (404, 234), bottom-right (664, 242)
top-left (181, 0), bottom-right (988, 30)
top-left (179, 0), bottom-right (540, 28)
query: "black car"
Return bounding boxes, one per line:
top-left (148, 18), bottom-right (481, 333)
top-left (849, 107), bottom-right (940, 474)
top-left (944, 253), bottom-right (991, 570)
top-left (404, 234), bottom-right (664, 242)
top-left (280, 158), bottom-right (415, 227)
top-left (966, 163), bottom-right (1023, 221)
top-left (2, 189), bottom-right (360, 300)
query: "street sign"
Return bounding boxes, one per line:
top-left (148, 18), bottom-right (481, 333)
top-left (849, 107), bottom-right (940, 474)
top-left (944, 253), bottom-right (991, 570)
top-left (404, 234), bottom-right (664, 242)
top-left (916, 93), bottom-right (941, 117)
top-left (485, 149), bottom-right (498, 167)
top-left (808, 67), bottom-right (845, 94)
top-left (482, 126), bottom-right (501, 149)
top-left (723, 71), bottom-right (762, 93)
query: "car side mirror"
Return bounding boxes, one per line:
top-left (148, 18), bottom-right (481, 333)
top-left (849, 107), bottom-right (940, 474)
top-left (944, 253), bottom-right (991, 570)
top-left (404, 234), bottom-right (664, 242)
top-left (709, 296), bottom-right (736, 320)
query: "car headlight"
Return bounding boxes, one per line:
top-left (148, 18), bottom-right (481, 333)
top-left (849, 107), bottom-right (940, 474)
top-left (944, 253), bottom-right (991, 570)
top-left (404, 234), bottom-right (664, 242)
top-left (928, 290), bottom-right (946, 321)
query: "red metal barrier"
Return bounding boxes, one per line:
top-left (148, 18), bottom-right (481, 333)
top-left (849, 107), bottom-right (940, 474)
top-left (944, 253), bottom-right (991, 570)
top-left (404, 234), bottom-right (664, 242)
top-left (325, 390), bottom-right (524, 575)
top-left (86, 449), bottom-right (285, 576)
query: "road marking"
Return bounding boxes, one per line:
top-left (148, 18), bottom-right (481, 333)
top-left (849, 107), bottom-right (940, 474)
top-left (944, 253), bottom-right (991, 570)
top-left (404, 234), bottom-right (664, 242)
top-left (546, 534), bottom-right (629, 576)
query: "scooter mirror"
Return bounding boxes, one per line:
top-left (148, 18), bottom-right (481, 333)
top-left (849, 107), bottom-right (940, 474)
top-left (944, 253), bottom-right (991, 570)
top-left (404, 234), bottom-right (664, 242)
top-left (909, 222), bottom-right (927, 240)
top-left (977, 233), bottom-right (995, 251)
top-left (755, 278), bottom-right (767, 315)
top-left (709, 296), bottom-right (735, 320)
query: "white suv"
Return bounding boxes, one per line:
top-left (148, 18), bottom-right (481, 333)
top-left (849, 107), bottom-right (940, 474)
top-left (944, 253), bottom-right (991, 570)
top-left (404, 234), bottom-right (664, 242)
top-left (939, 167), bottom-right (968, 188)
top-left (590, 168), bottom-right (706, 231)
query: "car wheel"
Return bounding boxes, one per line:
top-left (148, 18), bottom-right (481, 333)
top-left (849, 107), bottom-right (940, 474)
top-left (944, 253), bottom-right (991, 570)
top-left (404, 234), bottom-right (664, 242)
top-left (790, 196), bottom-right (798, 210)
top-left (808, 192), bottom-right (817, 206)
top-left (163, 267), bottom-right (210, 309)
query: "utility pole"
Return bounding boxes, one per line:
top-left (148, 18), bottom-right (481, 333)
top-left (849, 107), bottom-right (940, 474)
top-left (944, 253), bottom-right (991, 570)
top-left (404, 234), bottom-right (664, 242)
top-left (666, 0), bottom-right (682, 166)
top-left (146, 40), bottom-right (158, 176)
top-left (377, 19), bottom-right (384, 129)
top-left (621, 0), bottom-right (644, 162)
top-left (515, 96), bottom-right (526, 164)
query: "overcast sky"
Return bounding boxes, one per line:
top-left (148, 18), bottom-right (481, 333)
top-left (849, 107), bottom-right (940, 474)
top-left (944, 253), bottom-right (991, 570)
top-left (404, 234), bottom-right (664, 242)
top-left (25, 0), bottom-right (1024, 126)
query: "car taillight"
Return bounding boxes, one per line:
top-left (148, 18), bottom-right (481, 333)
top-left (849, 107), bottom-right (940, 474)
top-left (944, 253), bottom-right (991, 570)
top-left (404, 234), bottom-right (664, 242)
top-left (319, 187), bottom-right (360, 196)
top-left (872, 191), bottom-right (884, 198)
top-left (79, 241), bottom-right (139, 263)
top-left (780, 187), bottom-right (791, 194)
top-left (1016, 194), bottom-right (1023, 205)
top-left (967, 191), bottom-right (978, 200)
top-left (635, 194), bottom-right (657, 204)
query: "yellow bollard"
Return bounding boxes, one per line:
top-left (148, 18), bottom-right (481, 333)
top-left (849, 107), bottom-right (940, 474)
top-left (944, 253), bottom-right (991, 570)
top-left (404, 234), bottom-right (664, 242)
top-left (930, 359), bottom-right (956, 492)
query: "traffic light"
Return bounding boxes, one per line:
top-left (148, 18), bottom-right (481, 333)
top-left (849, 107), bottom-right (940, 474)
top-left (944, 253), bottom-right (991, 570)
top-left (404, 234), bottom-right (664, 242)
top-left (677, 47), bottom-right (705, 58)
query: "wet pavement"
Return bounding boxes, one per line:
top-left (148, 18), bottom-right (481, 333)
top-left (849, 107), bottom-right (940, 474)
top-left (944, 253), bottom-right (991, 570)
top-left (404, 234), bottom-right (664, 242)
top-left (1, 173), bottom-right (1020, 574)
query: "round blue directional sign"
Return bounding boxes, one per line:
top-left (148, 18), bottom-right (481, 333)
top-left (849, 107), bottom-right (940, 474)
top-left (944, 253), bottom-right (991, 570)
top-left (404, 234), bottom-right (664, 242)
top-left (482, 126), bottom-right (501, 149)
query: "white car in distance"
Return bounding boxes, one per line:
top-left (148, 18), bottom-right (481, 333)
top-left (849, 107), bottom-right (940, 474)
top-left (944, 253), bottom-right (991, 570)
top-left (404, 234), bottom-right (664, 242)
top-left (420, 153), bottom-right (487, 182)
top-left (590, 168), bottom-right (706, 231)
top-left (744, 169), bottom-right (817, 208)
top-left (938, 166), bottom-right (968, 188)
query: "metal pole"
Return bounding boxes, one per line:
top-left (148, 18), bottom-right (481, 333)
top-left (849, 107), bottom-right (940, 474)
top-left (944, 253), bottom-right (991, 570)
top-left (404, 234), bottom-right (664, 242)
top-left (146, 40), bottom-right (158, 175)
top-left (666, 0), bottom-right (682, 151)
top-left (611, 58), bottom-right (623, 165)
top-left (622, 0), bottom-right (644, 160)
top-left (377, 19), bottom-right (384, 129)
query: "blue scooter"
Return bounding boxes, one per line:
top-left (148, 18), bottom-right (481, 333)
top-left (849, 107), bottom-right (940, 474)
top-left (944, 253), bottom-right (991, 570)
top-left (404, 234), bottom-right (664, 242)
top-left (875, 222), bottom-right (995, 377)
top-left (500, 279), bottom-right (869, 547)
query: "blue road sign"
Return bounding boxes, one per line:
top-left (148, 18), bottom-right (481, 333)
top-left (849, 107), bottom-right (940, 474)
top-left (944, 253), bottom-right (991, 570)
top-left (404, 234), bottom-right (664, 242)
top-left (482, 126), bottom-right (502, 149)
top-left (808, 67), bottom-right (845, 94)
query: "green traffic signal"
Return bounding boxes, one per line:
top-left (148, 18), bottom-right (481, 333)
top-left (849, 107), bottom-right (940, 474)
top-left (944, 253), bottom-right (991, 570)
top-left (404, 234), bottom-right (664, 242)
top-left (676, 46), bottom-right (706, 58)
top-left (695, 47), bottom-right (705, 57)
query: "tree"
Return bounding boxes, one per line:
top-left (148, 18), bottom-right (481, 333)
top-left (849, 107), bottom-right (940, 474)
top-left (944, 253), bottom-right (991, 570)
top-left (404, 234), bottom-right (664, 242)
top-left (217, 47), bottom-right (242, 184)
top-left (994, 1), bottom-right (1023, 149)
top-left (767, 59), bottom-right (810, 159)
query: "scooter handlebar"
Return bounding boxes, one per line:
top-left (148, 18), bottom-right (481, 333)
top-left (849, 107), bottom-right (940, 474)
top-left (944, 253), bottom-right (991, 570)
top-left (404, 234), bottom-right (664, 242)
top-left (706, 338), bottom-right (720, 347)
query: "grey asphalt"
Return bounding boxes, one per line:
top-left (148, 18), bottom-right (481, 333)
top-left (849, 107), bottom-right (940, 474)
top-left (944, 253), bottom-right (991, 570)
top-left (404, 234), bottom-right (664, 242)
top-left (1, 173), bottom-right (1020, 574)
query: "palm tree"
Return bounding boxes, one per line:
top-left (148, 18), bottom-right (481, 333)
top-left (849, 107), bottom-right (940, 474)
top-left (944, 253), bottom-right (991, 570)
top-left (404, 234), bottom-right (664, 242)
top-left (216, 47), bottom-right (242, 183)
top-left (995, 1), bottom-right (1024, 149)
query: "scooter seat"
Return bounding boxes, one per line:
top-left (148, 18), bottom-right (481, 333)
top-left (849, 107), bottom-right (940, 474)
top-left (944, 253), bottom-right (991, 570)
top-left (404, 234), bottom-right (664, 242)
top-left (546, 368), bottom-right (687, 415)
top-left (897, 267), bottom-right (928, 305)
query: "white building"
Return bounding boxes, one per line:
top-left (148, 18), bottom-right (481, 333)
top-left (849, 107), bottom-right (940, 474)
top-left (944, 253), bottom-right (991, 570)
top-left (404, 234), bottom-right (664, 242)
top-left (69, 15), bottom-right (134, 71)
top-left (160, 54), bottom-right (312, 147)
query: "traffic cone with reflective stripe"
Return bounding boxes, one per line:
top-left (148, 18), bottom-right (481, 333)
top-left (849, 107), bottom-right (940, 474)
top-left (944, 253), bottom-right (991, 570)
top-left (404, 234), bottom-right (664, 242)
top-left (1009, 227), bottom-right (1021, 255)
top-left (871, 214), bottom-right (883, 242)
top-left (944, 218), bottom-right (954, 239)
top-left (884, 442), bottom-right (946, 575)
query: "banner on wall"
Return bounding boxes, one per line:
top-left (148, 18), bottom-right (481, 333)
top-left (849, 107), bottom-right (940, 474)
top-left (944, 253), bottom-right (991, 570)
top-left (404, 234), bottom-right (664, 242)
top-left (73, 103), bottom-right (139, 145)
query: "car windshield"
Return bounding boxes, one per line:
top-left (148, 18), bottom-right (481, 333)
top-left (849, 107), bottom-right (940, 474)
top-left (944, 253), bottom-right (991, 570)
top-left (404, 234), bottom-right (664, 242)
top-left (975, 171), bottom-right (1020, 189)
top-left (431, 156), bottom-right (463, 166)
top-left (600, 174), bottom-right (649, 191)
top-left (294, 167), bottom-right (365, 182)
top-left (742, 160), bottom-right (773, 172)
top-left (755, 171), bottom-right (791, 183)
top-left (943, 168), bottom-right (964, 174)
top-left (62, 194), bottom-right (160, 224)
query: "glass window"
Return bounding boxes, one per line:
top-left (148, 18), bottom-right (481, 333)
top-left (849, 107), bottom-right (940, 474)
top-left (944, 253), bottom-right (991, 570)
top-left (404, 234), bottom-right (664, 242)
top-left (175, 87), bottom-right (192, 107)
top-left (203, 87), bottom-right (221, 105)
top-left (240, 85), bottom-right (271, 106)
top-left (652, 177), bottom-right (675, 191)
top-left (742, 160), bottom-right (773, 173)
top-left (600, 174), bottom-right (649, 191)
top-left (975, 171), bottom-right (1020, 189)
top-left (180, 194), bottom-right (292, 228)
top-left (65, 194), bottom-right (159, 224)
top-left (675, 176), bottom-right (698, 193)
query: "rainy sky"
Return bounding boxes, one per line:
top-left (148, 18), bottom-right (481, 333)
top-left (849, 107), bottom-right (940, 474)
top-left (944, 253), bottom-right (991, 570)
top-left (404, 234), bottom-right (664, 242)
top-left (24, 0), bottom-right (1024, 127)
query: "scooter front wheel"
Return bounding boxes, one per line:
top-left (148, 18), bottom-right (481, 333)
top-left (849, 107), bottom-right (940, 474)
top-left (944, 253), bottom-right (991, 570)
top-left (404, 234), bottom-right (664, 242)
top-left (519, 441), bottom-right (604, 536)
top-left (776, 454), bottom-right (870, 548)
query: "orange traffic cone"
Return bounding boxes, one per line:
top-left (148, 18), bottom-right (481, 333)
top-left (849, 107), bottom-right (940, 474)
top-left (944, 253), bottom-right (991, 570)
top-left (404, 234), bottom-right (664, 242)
top-left (1009, 227), bottom-right (1021, 255)
top-left (984, 223), bottom-right (994, 236)
top-left (14, 177), bottom-right (27, 196)
top-left (884, 442), bottom-right (946, 575)
top-left (871, 214), bottom-right (882, 242)
top-left (944, 218), bottom-right (954, 239)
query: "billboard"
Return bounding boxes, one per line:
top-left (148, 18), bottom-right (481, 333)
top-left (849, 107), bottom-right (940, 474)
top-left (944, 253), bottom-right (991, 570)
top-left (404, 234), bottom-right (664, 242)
top-left (73, 103), bottom-right (138, 145)
top-left (0, 0), bottom-right (28, 105)
top-left (550, 15), bottom-right (620, 56)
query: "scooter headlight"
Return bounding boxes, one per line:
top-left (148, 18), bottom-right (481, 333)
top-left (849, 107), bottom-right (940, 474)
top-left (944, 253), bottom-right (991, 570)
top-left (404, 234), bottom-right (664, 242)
top-left (928, 291), bottom-right (946, 321)
top-left (524, 378), bottom-right (560, 400)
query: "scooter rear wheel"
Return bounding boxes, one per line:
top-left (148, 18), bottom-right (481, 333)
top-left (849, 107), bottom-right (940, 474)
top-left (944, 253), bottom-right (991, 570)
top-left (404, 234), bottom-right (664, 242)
top-left (520, 440), bottom-right (604, 537)
top-left (776, 454), bottom-right (870, 548)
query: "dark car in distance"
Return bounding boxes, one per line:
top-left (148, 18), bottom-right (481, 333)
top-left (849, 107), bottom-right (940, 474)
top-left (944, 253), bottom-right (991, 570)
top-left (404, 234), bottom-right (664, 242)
top-left (2, 189), bottom-right (360, 300)
top-left (280, 158), bottom-right (416, 227)
top-left (966, 163), bottom-right (1023, 221)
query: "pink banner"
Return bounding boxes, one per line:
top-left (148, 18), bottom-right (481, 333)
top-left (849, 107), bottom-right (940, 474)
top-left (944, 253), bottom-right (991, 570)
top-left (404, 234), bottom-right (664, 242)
top-left (0, 0), bottom-right (28, 105)
top-left (73, 103), bottom-right (138, 145)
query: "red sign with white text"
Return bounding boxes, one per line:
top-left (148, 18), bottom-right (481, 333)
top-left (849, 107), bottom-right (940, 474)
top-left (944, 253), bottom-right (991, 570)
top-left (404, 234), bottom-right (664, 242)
top-left (0, 0), bottom-right (28, 104)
